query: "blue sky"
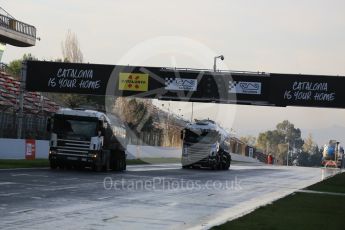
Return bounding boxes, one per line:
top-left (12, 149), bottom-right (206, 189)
top-left (1, 0), bottom-right (345, 144)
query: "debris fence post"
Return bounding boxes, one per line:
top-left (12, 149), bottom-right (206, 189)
top-left (17, 61), bottom-right (26, 139)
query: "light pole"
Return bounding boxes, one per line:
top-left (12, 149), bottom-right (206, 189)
top-left (162, 103), bottom-right (170, 146)
top-left (285, 136), bottom-right (290, 166)
top-left (190, 102), bottom-right (194, 122)
top-left (213, 55), bottom-right (224, 72)
top-left (17, 61), bottom-right (26, 139)
top-left (341, 147), bottom-right (345, 169)
top-left (336, 142), bottom-right (339, 165)
top-left (286, 142), bottom-right (290, 166)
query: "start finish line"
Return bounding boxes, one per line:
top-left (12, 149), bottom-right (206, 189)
top-left (24, 60), bottom-right (345, 109)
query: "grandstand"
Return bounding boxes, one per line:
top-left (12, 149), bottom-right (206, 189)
top-left (0, 70), bottom-right (58, 113)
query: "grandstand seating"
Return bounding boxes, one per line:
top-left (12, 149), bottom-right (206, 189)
top-left (0, 71), bottom-right (59, 114)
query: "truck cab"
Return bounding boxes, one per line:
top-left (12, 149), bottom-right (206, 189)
top-left (181, 119), bottom-right (231, 170)
top-left (47, 108), bottom-right (127, 171)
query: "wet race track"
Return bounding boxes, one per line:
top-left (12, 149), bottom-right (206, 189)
top-left (0, 163), bottom-right (339, 230)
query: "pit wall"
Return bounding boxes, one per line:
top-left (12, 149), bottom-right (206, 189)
top-left (0, 139), bottom-right (260, 163)
top-left (0, 138), bottom-right (48, 159)
top-left (126, 145), bottom-right (260, 163)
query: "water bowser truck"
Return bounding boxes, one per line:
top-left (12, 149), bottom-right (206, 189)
top-left (47, 108), bottom-right (127, 171)
top-left (180, 119), bottom-right (231, 170)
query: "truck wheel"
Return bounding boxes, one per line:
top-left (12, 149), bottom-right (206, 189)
top-left (103, 162), bottom-right (110, 172)
top-left (110, 151), bottom-right (126, 171)
top-left (50, 161), bottom-right (57, 169)
top-left (112, 157), bottom-right (123, 171)
top-left (224, 155), bottom-right (231, 170)
top-left (102, 157), bottom-right (110, 172)
top-left (114, 160), bottom-right (122, 171)
top-left (212, 154), bottom-right (222, 170)
top-left (222, 153), bottom-right (231, 170)
top-left (65, 164), bottom-right (72, 170)
top-left (211, 161), bottom-right (220, 170)
top-left (119, 151), bottom-right (126, 171)
top-left (122, 158), bottom-right (126, 171)
top-left (93, 163), bottom-right (103, 172)
top-left (75, 164), bottom-right (84, 170)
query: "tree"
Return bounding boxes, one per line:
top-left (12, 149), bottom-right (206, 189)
top-left (257, 130), bottom-right (284, 154)
top-left (300, 134), bottom-right (321, 166)
top-left (62, 95), bottom-right (88, 108)
top-left (297, 151), bottom-right (310, 166)
top-left (6, 53), bottom-right (37, 78)
top-left (303, 133), bottom-right (317, 153)
top-left (120, 99), bottom-right (158, 132)
top-left (240, 135), bottom-right (256, 146)
top-left (59, 30), bottom-right (86, 108)
top-left (6, 59), bottom-right (21, 77)
top-left (309, 146), bottom-right (322, 166)
top-left (256, 120), bottom-right (304, 164)
top-left (276, 120), bottom-right (304, 151)
top-left (61, 29), bottom-right (83, 63)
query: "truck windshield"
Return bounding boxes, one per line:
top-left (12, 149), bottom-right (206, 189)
top-left (184, 129), bottom-right (219, 144)
top-left (53, 117), bottom-right (97, 138)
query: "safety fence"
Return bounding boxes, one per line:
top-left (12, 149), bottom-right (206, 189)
top-left (0, 112), bottom-right (183, 148)
top-left (0, 112), bottom-right (49, 139)
top-left (127, 129), bottom-right (182, 147)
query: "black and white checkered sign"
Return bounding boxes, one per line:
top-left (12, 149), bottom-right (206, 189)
top-left (165, 78), bottom-right (175, 86)
top-left (165, 78), bottom-right (197, 91)
top-left (229, 81), bottom-right (262, 95)
top-left (229, 81), bottom-right (238, 91)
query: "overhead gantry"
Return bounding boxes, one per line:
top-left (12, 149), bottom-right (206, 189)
top-left (24, 60), bottom-right (345, 109)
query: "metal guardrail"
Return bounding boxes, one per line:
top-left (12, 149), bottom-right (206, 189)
top-left (0, 13), bottom-right (36, 39)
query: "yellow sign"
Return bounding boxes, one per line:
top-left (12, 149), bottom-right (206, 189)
top-left (119, 73), bottom-right (149, 91)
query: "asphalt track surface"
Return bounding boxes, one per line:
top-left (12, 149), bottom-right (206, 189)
top-left (0, 163), bottom-right (340, 230)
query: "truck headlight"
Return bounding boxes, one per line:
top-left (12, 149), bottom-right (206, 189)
top-left (49, 150), bottom-right (57, 155)
top-left (88, 152), bottom-right (98, 158)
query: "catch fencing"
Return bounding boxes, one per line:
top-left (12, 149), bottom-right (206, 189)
top-left (0, 112), bottom-right (49, 139)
